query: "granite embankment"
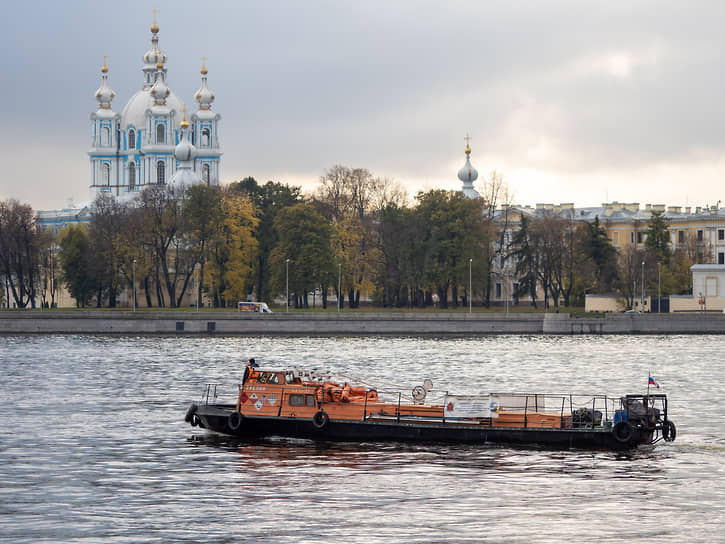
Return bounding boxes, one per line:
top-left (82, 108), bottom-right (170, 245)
top-left (1, 310), bottom-right (725, 335)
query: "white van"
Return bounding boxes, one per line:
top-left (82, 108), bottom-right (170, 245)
top-left (237, 301), bottom-right (272, 313)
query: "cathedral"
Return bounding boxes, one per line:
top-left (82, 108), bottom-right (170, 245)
top-left (89, 18), bottom-right (221, 200)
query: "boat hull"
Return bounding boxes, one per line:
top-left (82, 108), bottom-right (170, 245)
top-left (189, 403), bottom-right (652, 450)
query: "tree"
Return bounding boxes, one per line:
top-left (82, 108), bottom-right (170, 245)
top-left (415, 190), bottom-right (490, 309)
top-left (205, 190), bottom-right (259, 307)
top-left (269, 203), bottom-right (335, 309)
top-left (0, 199), bottom-right (44, 308)
top-left (577, 216), bottom-right (619, 294)
top-left (185, 184), bottom-right (225, 307)
top-left (58, 224), bottom-right (94, 307)
top-left (510, 213), bottom-right (539, 307)
top-left (88, 193), bottom-right (127, 307)
top-left (136, 185), bottom-right (195, 308)
top-left (229, 178), bottom-right (302, 302)
top-left (645, 210), bottom-right (672, 262)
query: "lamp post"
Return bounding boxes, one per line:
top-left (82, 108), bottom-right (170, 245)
top-left (641, 261), bottom-right (645, 313)
top-left (338, 262), bottom-right (342, 313)
top-left (132, 259), bottom-right (136, 312)
top-left (285, 259), bottom-right (289, 312)
top-left (468, 258), bottom-right (472, 314)
top-left (658, 262), bottom-right (661, 313)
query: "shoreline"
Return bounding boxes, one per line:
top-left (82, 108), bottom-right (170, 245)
top-left (1, 310), bottom-right (724, 335)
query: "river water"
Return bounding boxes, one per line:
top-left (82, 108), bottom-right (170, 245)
top-left (0, 334), bottom-right (723, 543)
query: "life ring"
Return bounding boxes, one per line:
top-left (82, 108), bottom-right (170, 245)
top-left (185, 403), bottom-right (198, 423)
top-left (228, 411), bottom-right (243, 431)
top-left (663, 420), bottom-right (677, 442)
top-left (612, 421), bottom-right (633, 443)
top-left (312, 410), bottom-right (329, 429)
top-left (190, 413), bottom-right (200, 427)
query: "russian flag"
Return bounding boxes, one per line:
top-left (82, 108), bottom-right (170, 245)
top-left (648, 376), bottom-right (660, 389)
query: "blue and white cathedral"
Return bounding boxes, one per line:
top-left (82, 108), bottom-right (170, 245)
top-left (89, 19), bottom-right (221, 200)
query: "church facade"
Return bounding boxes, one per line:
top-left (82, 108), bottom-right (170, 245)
top-left (88, 19), bottom-right (221, 201)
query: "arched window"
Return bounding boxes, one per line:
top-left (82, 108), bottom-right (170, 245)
top-left (102, 163), bottom-right (110, 186)
top-left (101, 126), bottom-right (110, 147)
top-left (156, 123), bottom-right (165, 144)
top-left (129, 163), bottom-right (136, 189)
top-left (201, 128), bottom-right (210, 148)
top-left (202, 163), bottom-right (210, 185)
top-left (157, 160), bottom-right (165, 184)
top-left (128, 129), bottom-right (136, 150)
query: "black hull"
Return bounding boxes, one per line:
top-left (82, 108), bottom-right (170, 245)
top-left (189, 404), bottom-right (652, 450)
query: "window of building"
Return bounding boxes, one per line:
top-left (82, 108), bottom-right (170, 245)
top-left (102, 163), bottom-right (110, 186)
top-left (495, 282), bottom-right (502, 299)
top-left (201, 127), bottom-right (210, 147)
top-left (101, 126), bottom-right (110, 147)
top-left (678, 230), bottom-right (685, 243)
top-left (129, 163), bottom-right (136, 189)
top-left (630, 232), bottom-right (635, 244)
top-left (697, 229), bottom-right (703, 241)
top-left (719, 229), bottom-right (724, 241)
top-left (156, 160), bottom-right (165, 184)
top-left (202, 163), bottom-right (210, 185)
top-left (156, 123), bottom-right (165, 144)
top-left (719, 252), bottom-right (725, 265)
top-left (612, 231), bottom-right (619, 245)
top-left (128, 129), bottom-right (136, 150)
top-left (637, 232), bottom-right (643, 244)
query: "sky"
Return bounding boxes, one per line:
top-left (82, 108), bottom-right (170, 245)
top-left (1, 1), bottom-right (724, 211)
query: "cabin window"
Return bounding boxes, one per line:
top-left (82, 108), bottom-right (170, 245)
top-left (289, 394), bottom-right (305, 407)
top-left (306, 395), bottom-right (316, 407)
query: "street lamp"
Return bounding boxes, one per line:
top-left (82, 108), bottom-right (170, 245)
top-left (658, 263), bottom-right (661, 313)
top-left (132, 259), bottom-right (136, 312)
top-left (468, 258), bottom-right (472, 314)
top-left (285, 259), bottom-right (290, 312)
top-left (641, 261), bottom-right (645, 313)
top-left (338, 262), bottom-right (342, 313)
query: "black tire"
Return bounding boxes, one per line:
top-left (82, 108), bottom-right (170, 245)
top-left (185, 403), bottom-right (198, 423)
top-left (663, 420), bottom-right (677, 442)
top-left (190, 413), bottom-right (201, 427)
top-left (312, 410), bottom-right (329, 429)
top-left (612, 421), bottom-right (633, 443)
top-left (228, 411), bottom-right (243, 431)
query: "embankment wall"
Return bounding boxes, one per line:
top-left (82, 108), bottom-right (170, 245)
top-left (1, 311), bottom-right (725, 335)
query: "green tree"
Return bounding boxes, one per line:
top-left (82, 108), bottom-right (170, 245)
top-left (58, 224), bottom-right (94, 307)
top-left (510, 213), bottom-right (539, 307)
top-left (229, 178), bottom-right (302, 302)
top-left (415, 190), bottom-right (490, 308)
top-left (269, 203), bottom-right (335, 309)
top-left (577, 216), bottom-right (619, 294)
top-left (645, 210), bottom-right (672, 262)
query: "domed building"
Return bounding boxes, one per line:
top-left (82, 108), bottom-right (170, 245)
top-left (88, 19), bottom-right (222, 201)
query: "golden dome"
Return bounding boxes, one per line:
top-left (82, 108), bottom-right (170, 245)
top-left (101, 54), bottom-right (108, 73)
top-left (465, 145), bottom-right (471, 155)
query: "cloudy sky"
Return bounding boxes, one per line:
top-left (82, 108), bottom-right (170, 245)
top-left (2, 1), bottom-right (724, 211)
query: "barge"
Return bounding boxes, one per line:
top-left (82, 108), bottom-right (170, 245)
top-left (185, 363), bottom-right (676, 450)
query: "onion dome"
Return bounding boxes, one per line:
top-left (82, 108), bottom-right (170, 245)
top-left (94, 56), bottom-right (116, 110)
top-left (142, 17), bottom-right (167, 89)
top-left (150, 62), bottom-right (170, 105)
top-left (170, 109), bottom-right (201, 186)
top-left (174, 109), bottom-right (197, 162)
top-left (194, 58), bottom-right (215, 111)
top-left (458, 135), bottom-right (480, 199)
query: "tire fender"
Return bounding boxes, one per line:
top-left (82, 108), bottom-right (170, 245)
top-left (228, 411), bottom-right (243, 431)
top-left (312, 410), bottom-right (329, 429)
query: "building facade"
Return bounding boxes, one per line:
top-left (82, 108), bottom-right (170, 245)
top-left (88, 19), bottom-right (221, 201)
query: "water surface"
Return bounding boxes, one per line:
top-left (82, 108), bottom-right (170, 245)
top-left (1, 335), bottom-right (723, 543)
